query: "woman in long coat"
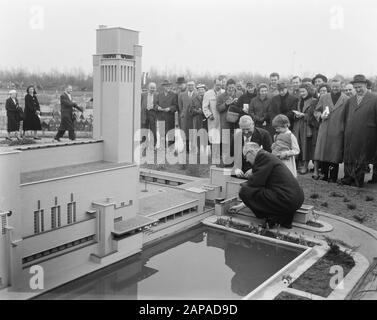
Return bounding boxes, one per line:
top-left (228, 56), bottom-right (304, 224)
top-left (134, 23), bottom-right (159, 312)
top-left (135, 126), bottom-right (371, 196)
top-left (5, 89), bottom-right (22, 140)
top-left (293, 84), bottom-right (319, 174)
top-left (313, 81), bottom-right (348, 181)
top-left (23, 85), bottom-right (42, 139)
top-left (249, 83), bottom-right (271, 131)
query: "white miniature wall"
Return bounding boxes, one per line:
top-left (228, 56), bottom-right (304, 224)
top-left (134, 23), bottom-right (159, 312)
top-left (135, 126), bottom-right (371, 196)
top-left (19, 142), bottom-right (104, 173)
top-left (20, 164), bottom-right (139, 239)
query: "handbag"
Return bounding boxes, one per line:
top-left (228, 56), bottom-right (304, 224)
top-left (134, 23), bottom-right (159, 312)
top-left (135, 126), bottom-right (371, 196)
top-left (17, 106), bottom-right (24, 121)
top-left (226, 104), bottom-right (240, 123)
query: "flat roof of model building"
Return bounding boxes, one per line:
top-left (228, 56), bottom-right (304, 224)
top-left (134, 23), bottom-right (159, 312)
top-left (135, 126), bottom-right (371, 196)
top-left (21, 160), bottom-right (133, 184)
top-left (138, 189), bottom-right (198, 218)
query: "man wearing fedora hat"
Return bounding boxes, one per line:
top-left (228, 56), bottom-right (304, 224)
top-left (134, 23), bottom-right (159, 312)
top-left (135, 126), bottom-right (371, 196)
top-left (155, 80), bottom-right (178, 148)
top-left (176, 77), bottom-right (187, 93)
top-left (341, 74), bottom-right (377, 187)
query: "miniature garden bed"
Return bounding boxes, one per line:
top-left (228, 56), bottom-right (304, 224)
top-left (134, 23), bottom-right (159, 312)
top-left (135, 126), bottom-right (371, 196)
top-left (0, 138), bottom-right (37, 146)
top-left (306, 220), bottom-right (323, 228)
top-left (288, 246), bottom-right (355, 297)
top-left (274, 291), bottom-right (311, 300)
top-left (215, 217), bottom-right (318, 247)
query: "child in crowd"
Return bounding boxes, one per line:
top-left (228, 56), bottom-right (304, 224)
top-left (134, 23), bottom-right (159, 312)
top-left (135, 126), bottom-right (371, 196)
top-left (271, 114), bottom-right (300, 177)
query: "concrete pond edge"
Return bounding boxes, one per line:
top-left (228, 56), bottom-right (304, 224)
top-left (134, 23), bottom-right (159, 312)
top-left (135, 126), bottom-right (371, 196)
top-left (202, 216), bottom-right (370, 300)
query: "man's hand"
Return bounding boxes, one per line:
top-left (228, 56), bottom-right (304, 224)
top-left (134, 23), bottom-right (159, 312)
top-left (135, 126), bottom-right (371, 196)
top-left (164, 108), bottom-right (170, 113)
top-left (157, 106), bottom-right (163, 111)
top-left (321, 112), bottom-right (329, 120)
top-left (235, 168), bottom-right (244, 178)
top-left (244, 169), bottom-right (253, 178)
top-left (228, 202), bottom-right (246, 214)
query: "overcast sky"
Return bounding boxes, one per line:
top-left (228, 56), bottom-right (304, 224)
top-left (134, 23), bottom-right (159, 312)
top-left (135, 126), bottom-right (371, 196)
top-left (1, 0), bottom-right (377, 78)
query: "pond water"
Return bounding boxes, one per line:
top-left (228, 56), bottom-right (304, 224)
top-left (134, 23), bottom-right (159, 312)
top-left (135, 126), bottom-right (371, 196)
top-left (35, 225), bottom-right (303, 300)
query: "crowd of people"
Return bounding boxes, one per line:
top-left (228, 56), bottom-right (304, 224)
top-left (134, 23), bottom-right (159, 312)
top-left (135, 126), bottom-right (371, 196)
top-left (141, 73), bottom-right (377, 188)
top-left (4, 72), bottom-right (377, 189)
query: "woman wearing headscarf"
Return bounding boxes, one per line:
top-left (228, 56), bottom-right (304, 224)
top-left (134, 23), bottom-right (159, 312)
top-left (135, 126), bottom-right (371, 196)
top-left (293, 84), bottom-right (319, 174)
top-left (5, 89), bottom-right (22, 141)
top-left (313, 79), bottom-right (349, 182)
top-left (248, 83), bottom-right (272, 137)
top-left (318, 83), bottom-right (331, 97)
top-left (23, 85), bottom-right (42, 139)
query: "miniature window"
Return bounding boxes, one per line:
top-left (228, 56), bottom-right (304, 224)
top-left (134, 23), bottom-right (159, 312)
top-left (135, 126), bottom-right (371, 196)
top-left (67, 202), bottom-right (76, 224)
top-left (51, 206), bottom-right (61, 229)
top-left (1, 214), bottom-right (7, 235)
top-left (34, 209), bottom-right (44, 234)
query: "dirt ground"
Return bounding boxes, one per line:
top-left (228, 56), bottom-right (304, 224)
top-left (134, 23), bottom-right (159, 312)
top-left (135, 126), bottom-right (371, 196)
top-left (142, 161), bottom-right (377, 231)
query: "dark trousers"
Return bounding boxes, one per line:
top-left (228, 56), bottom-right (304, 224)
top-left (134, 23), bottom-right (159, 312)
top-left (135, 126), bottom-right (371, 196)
top-left (321, 162), bottom-right (339, 182)
top-left (343, 163), bottom-right (367, 187)
top-left (55, 129), bottom-right (75, 140)
top-left (239, 184), bottom-right (295, 225)
top-left (142, 110), bottom-right (157, 147)
top-left (371, 158), bottom-right (377, 182)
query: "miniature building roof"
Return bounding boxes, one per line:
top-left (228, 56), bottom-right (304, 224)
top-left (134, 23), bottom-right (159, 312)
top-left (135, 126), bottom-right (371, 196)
top-left (96, 27), bottom-right (139, 55)
top-left (113, 215), bottom-right (156, 236)
top-left (138, 190), bottom-right (198, 217)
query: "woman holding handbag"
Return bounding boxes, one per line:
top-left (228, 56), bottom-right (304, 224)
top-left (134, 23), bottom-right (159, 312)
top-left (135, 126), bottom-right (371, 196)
top-left (5, 89), bottom-right (22, 141)
top-left (292, 84), bottom-right (319, 174)
top-left (216, 79), bottom-right (242, 165)
top-left (23, 85), bottom-right (42, 139)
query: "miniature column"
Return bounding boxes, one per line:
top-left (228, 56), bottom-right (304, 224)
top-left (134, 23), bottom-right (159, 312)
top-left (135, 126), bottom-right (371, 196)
top-left (92, 198), bottom-right (116, 257)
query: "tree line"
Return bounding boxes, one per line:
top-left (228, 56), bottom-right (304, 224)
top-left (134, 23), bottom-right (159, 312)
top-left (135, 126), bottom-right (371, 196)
top-left (0, 67), bottom-right (376, 92)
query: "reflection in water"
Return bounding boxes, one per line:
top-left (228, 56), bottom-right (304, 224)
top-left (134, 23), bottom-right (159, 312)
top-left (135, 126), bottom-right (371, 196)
top-left (35, 226), bottom-right (302, 300)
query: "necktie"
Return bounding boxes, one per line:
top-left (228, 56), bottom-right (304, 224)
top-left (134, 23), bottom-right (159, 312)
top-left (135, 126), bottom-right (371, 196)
top-left (356, 95), bottom-right (363, 106)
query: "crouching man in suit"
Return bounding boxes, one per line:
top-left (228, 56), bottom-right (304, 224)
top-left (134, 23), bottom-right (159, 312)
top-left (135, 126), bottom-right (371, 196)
top-left (54, 85), bottom-right (83, 141)
top-left (229, 142), bottom-right (304, 229)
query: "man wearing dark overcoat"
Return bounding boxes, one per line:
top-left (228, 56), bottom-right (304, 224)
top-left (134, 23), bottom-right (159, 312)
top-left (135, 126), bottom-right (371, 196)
top-left (178, 80), bottom-right (196, 151)
top-left (155, 80), bottom-right (178, 147)
top-left (341, 75), bottom-right (377, 187)
top-left (229, 142), bottom-right (304, 229)
top-left (54, 85), bottom-right (83, 141)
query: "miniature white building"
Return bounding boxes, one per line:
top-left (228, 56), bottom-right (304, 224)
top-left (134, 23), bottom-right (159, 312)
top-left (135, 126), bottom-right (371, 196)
top-left (0, 27), bottom-right (212, 298)
top-left (0, 26), bottom-right (311, 299)
top-left (0, 27), bottom-right (151, 294)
